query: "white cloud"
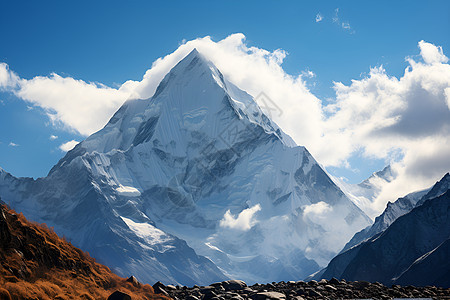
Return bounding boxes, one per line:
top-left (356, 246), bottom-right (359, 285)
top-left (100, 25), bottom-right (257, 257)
top-left (315, 13), bottom-right (323, 23)
top-left (324, 40), bottom-right (450, 212)
top-left (59, 140), bottom-right (79, 152)
top-left (16, 74), bottom-right (136, 136)
top-left (8, 142), bottom-right (19, 147)
top-left (0, 35), bottom-right (448, 217)
top-left (0, 63), bottom-right (19, 89)
top-left (219, 204), bottom-right (261, 231)
top-left (303, 201), bottom-right (332, 216)
top-left (0, 34), bottom-right (322, 144)
top-left (418, 40), bottom-right (449, 65)
top-left (49, 135), bottom-right (58, 140)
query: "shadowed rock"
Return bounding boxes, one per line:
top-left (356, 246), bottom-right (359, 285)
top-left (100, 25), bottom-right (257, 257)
top-left (107, 291), bottom-right (132, 300)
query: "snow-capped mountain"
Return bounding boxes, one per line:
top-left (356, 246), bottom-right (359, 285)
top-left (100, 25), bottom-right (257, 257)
top-left (0, 49), bottom-right (371, 285)
top-left (335, 165), bottom-right (396, 218)
top-left (316, 173), bottom-right (450, 287)
top-left (342, 173), bottom-right (449, 252)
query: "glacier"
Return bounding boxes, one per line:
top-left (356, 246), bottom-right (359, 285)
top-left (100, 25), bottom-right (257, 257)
top-left (0, 49), bottom-right (371, 285)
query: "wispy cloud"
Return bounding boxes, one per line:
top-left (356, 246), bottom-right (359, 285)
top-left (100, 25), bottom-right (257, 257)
top-left (49, 135), bottom-right (58, 141)
top-left (341, 22), bottom-right (351, 30)
top-left (8, 142), bottom-right (19, 147)
top-left (59, 140), bottom-right (79, 152)
top-left (332, 8), bottom-right (354, 33)
top-left (332, 8), bottom-right (340, 23)
top-left (315, 13), bottom-right (323, 23)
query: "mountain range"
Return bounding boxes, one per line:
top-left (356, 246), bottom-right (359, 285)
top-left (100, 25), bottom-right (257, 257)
top-left (0, 49), bottom-right (372, 285)
top-left (315, 173), bottom-right (450, 287)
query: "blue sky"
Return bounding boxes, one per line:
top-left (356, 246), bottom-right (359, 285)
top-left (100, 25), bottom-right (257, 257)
top-left (0, 0), bottom-right (449, 187)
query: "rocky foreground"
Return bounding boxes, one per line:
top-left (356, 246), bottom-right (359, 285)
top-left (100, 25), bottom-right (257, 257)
top-left (153, 279), bottom-right (450, 300)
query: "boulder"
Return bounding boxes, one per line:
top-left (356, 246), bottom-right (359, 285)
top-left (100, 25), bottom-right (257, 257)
top-left (222, 280), bottom-right (247, 291)
top-left (107, 291), bottom-right (132, 300)
top-left (250, 291), bottom-right (286, 300)
top-left (126, 276), bottom-right (140, 286)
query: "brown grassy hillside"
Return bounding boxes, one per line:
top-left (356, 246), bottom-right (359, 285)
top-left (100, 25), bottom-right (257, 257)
top-left (0, 204), bottom-right (168, 300)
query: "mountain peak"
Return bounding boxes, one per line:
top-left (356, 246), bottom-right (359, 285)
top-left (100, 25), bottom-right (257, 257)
top-left (9, 45), bottom-right (371, 285)
top-left (76, 45), bottom-right (297, 155)
top-left (169, 48), bottom-right (213, 76)
top-left (186, 48), bottom-right (200, 58)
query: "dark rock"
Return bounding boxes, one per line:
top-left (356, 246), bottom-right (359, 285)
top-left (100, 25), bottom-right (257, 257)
top-left (241, 287), bottom-right (255, 294)
top-left (107, 291), bottom-right (132, 300)
top-left (153, 281), bottom-right (166, 290)
top-left (308, 290), bottom-right (321, 297)
top-left (202, 289), bottom-right (218, 300)
top-left (126, 275), bottom-right (140, 286)
top-left (250, 291), bottom-right (286, 299)
top-left (0, 208), bottom-right (11, 245)
top-left (152, 281), bottom-right (169, 296)
top-left (223, 280), bottom-right (247, 291)
top-left (352, 280), bottom-right (371, 290)
top-left (307, 280), bottom-right (318, 286)
top-left (329, 277), bottom-right (340, 285)
top-left (200, 286), bottom-right (214, 293)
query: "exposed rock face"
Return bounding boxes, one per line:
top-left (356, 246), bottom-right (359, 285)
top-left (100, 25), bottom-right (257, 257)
top-left (163, 279), bottom-right (449, 300)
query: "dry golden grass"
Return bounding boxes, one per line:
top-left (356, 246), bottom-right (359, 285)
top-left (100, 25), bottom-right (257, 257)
top-left (0, 204), bottom-right (168, 300)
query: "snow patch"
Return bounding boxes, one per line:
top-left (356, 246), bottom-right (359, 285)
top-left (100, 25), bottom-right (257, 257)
top-left (121, 217), bottom-right (171, 245)
top-left (115, 185), bottom-right (141, 197)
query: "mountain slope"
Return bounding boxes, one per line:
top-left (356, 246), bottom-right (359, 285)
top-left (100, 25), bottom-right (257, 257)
top-left (342, 173), bottom-right (448, 252)
top-left (319, 187), bottom-right (450, 287)
top-left (0, 202), bottom-right (165, 300)
top-left (335, 165), bottom-right (395, 217)
top-left (394, 238), bottom-right (450, 287)
top-left (0, 49), bottom-right (370, 285)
